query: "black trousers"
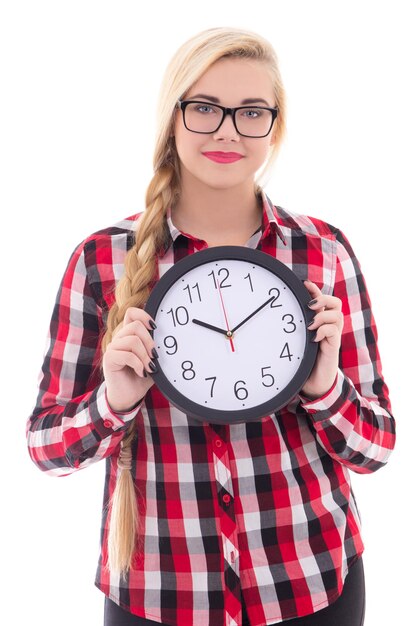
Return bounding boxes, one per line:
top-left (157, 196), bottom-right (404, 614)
top-left (103, 555), bottom-right (365, 626)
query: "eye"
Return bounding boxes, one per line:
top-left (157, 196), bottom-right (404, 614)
top-left (194, 104), bottom-right (214, 114)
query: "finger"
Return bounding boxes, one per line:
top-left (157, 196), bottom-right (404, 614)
top-left (123, 306), bottom-right (156, 330)
top-left (303, 279), bottom-right (322, 299)
top-left (309, 295), bottom-right (342, 312)
top-left (312, 322), bottom-right (342, 346)
top-left (110, 335), bottom-right (155, 371)
top-left (308, 310), bottom-right (344, 330)
top-left (105, 348), bottom-right (147, 378)
top-left (115, 320), bottom-right (156, 359)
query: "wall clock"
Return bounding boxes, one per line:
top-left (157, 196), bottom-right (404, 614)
top-left (144, 246), bottom-right (318, 424)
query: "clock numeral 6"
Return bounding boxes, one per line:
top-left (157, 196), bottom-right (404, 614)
top-left (167, 306), bottom-right (189, 327)
top-left (234, 380), bottom-right (248, 401)
top-left (163, 335), bottom-right (178, 355)
top-left (261, 366), bottom-right (275, 387)
top-left (181, 360), bottom-right (196, 380)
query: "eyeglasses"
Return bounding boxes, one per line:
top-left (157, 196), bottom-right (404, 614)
top-left (177, 99), bottom-right (279, 138)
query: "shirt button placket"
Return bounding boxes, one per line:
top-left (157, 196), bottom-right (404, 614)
top-left (211, 427), bottom-right (240, 626)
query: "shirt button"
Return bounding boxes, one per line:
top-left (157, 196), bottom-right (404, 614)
top-left (223, 494), bottom-right (231, 504)
top-left (103, 419), bottom-right (113, 429)
top-left (215, 439), bottom-right (223, 447)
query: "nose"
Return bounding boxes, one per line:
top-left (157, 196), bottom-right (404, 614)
top-left (212, 111), bottom-right (240, 141)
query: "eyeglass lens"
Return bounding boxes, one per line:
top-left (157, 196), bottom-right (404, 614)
top-left (184, 102), bottom-right (273, 137)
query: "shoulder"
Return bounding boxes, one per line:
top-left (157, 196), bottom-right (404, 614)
top-left (274, 203), bottom-right (339, 241)
top-left (72, 210), bottom-right (144, 267)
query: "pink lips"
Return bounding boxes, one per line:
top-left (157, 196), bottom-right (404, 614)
top-left (202, 151), bottom-right (244, 163)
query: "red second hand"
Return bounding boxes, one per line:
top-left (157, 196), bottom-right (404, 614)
top-left (216, 278), bottom-right (235, 352)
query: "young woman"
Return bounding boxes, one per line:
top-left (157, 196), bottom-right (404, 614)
top-left (26, 27), bottom-right (396, 626)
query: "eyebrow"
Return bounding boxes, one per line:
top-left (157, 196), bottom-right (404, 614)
top-left (188, 93), bottom-right (271, 106)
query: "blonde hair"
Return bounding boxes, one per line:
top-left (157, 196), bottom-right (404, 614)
top-left (100, 26), bottom-right (287, 580)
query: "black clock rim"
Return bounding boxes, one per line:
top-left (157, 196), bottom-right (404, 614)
top-left (145, 246), bottom-right (319, 424)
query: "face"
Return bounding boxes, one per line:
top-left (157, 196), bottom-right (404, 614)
top-left (173, 58), bottom-right (277, 191)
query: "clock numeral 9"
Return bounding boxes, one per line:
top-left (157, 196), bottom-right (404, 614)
top-left (261, 366), bottom-right (275, 387)
top-left (181, 360), bottom-right (196, 380)
top-left (163, 335), bottom-right (178, 355)
top-left (269, 287), bottom-right (282, 308)
top-left (208, 267), bottom-right (232, 289)
top-left (234, 380), bottom-right (248, 400)
top-left (167, 306), bottom-right (189, 327)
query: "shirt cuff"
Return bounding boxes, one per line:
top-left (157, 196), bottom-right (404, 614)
top-left (298, 370), bottom-right (345, 417)
top-left (93, 381), bottom-right (144, 431)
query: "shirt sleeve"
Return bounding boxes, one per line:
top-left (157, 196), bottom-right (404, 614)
top-left (298, 228), bottom-right (396, 474)
top-left (25, 239), bottom-right (145, 477)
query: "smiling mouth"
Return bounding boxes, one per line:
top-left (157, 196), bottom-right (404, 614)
top-left (202, 152), bottom-right (244, 163)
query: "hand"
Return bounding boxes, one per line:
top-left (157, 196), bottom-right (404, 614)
top-left (300, 280), bottom-right (344, 400)
top-left (191, 318), bottom-right (227, 336)
top-left (102, 307), bottom-right (158, 412)
top-left (231, 296), bottom-right (275, 333)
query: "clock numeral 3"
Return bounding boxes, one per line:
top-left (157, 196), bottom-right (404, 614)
top-left (234, 380), bottom-right (248, 401)
top-left (268, 287), bottom-right (282, 308)
top-left (181, 360), bottom-right (196, 380)
top-left (282, 313), bottom-right (296, 333)
top-left (167, 306), bottom-right (189, 327)
top-left (163, 335), bottom-right (178, 355)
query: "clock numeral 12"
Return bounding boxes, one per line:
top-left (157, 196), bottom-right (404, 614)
top-left (208, 267), bottom-right (231, 289)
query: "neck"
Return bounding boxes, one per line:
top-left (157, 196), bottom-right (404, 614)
top-left (171, 175), bottom-right (262, 240)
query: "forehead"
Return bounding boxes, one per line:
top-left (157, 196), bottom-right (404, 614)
top-left (185, 58), bottom-right (274, 106)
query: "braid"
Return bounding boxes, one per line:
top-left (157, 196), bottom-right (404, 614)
top-left (102, 164), bottom-right (178, 580)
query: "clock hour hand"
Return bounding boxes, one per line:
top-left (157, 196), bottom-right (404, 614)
top-left (192, 318), bottom-right (228, 336)
top-left (231, 296), bottom-right (275, 333)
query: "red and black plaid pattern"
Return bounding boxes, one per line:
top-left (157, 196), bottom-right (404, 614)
top-left (26, 188), bottom-right (395, 626)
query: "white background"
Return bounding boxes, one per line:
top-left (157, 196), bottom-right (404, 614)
top-left (1, 1), bottom-right (415, 625)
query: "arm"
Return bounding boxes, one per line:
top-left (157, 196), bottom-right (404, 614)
top-left (25, 239), bottom-right (144, 476)
top-left (298, 228), bottom-right (396, 474)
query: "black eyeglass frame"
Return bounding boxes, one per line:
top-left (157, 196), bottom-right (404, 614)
top-left (177, 99), bottom-right (279, 138)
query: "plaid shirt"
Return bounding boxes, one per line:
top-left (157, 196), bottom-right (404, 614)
top-left (26, 188), bottom-right (396, 626)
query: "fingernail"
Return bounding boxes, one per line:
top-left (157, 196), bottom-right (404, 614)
top-left (307, 319), bottom-right (315, 327)
top-left (149, 320), bottom-right (157, 330)
top-left (310, 332), bottom-right (318, 342)
top-left (152, 347), bottom-right (159, 359)
top-left (148, 360), bottom-right (158, 372)
top-left (308, 299), bottom-right (318, 307)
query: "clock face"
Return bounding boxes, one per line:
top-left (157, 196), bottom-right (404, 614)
top-left (145, 246), bottom-right (317, 423)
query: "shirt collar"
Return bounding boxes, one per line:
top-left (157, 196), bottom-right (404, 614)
top-left (157, 188), bottom-right (287, 258)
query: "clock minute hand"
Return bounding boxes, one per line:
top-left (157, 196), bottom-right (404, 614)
top-left (192, 318), bottom-right (228, 336)
top-left (231, 296), bottom-right (275, 334)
